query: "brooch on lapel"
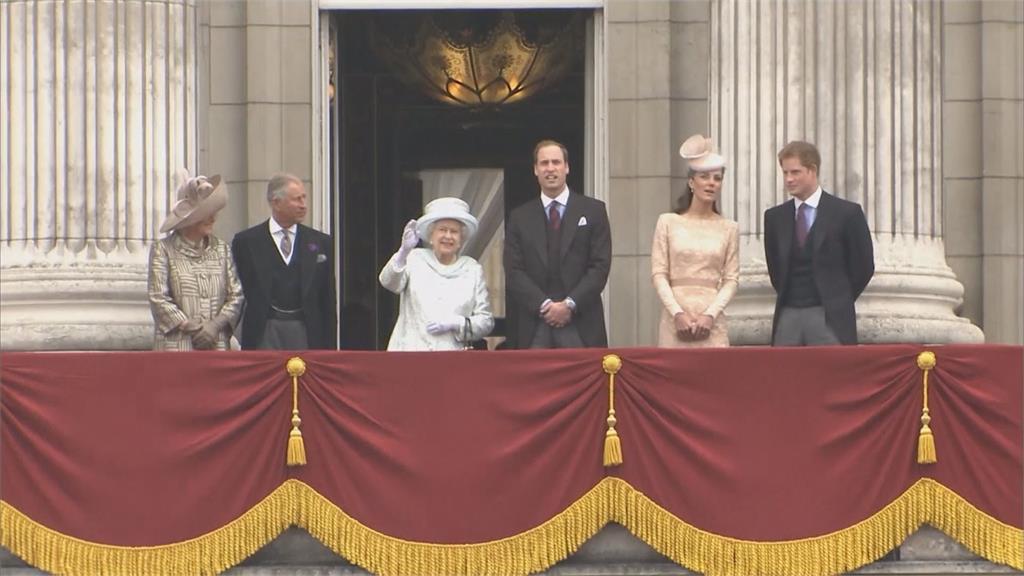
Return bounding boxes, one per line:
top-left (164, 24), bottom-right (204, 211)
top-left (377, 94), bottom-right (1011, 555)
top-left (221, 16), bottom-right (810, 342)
top-left (307, 242), bottom-right (327, 263)
top-left (578, 216), bottom-right (588, 226)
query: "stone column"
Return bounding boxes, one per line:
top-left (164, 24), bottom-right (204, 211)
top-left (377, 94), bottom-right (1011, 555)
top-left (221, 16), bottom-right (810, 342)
top-left (712, 0), bottom-right (983, 344)
top-left (1, 0), bottom-right (197, 350)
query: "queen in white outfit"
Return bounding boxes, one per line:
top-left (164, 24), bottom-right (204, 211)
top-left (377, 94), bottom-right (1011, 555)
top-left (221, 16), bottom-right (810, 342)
top-left (379, 197), bottom-right (494, 351)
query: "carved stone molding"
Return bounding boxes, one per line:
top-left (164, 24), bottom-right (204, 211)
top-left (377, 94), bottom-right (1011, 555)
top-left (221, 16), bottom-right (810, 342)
top-left (711, 0), bottom-right (982, 344)
top-left (1, 0), bottom-right (197, 350)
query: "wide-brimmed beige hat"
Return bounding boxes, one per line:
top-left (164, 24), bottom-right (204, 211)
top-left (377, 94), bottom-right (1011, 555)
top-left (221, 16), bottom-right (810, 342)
top-left (416, 197), bottom-right (479, 243)
top-left (159, 173), bottom-right (227, 234)
top-left (679, 134), bottom-right (726, 172)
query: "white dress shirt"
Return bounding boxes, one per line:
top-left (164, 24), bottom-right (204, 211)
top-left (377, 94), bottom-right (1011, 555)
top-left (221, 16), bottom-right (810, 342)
top-left (794, 186), bottom-right (823, 230)
top-left (541, 186), bottom-right (570, 223)
top-left (268, 218), bottom-right (298, 265)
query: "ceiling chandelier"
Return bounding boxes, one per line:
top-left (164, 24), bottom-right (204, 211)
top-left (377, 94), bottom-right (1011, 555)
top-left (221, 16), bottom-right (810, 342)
top-left (370, 11), bottom-right (584, 108)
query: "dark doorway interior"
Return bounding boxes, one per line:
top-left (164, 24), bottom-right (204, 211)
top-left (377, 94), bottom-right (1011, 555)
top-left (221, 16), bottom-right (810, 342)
top-left (332, 10), bottom-right (587, 350)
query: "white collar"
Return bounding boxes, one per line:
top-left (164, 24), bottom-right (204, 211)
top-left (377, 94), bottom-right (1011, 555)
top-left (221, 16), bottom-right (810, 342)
top-left (541, 186), bottom-right (570, 208)
top-left (269, 218), bottom-right (297, 237)
top-left (795, 186), bottom-right (823, 211)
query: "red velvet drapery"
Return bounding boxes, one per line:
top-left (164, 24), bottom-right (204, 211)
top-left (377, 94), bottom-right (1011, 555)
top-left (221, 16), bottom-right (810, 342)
top-left (1, 345), bottom-right (1021, 575)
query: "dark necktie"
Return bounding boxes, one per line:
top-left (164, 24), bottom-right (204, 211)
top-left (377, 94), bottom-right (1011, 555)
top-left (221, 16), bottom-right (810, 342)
top-left (548, 202), bottom-right (561, 231)
top-left (795, 203), bottom-right (811, 249)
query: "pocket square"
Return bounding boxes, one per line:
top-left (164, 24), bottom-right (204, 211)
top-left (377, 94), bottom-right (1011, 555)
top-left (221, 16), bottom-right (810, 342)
top-left (316, 254), bottom-right (327, 263)
top-left (577, 216), bottom-right (588, 226)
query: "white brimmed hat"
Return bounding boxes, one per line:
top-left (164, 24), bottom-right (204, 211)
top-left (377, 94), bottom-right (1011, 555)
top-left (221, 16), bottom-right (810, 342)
top-left (416, 197), bottom-right (479, 243)
top-left (159, 172), bottom-right (227, 234)
top-left (679, 134), bottom-right (726, 172)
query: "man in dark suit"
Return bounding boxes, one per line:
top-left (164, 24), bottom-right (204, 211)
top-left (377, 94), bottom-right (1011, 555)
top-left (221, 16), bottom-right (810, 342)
top-left (763, 141), bottom-right (874, 346)
top-left (232, 173), bottom-right (337, 349)
top-left (504, 140), bottom-right (612, 348)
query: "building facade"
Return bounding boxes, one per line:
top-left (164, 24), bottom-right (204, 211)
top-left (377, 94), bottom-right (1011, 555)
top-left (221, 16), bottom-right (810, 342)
top-left (1, 2), bottom-right (1023, 574)
top-left (1, 0), bottom-right (1021, 350)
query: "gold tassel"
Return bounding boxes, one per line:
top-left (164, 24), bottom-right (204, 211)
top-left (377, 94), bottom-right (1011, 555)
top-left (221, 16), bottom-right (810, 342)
top-left (288, 426), bottom-right (306, 466)
top-left (604, 428), bottom-right (622, 467)
top-left (916, 351), bottom-right (937, 465)
top-left (602, 354), bottom-right (623, 467)
top-left (286, 357), bottom-right (307, 467)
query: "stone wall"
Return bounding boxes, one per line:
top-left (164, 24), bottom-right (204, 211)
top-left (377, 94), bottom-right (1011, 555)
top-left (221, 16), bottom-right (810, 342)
top-left (199, 0), bottom-right (319, 239)
top-left (942, 0), bottom-right (1024, 345)
top-left (0, 0), bottom-right (197, 350)
top-left (2, 0), bottom-right (1021, 349)
top-left (605, 0), bottom-right (712, 347)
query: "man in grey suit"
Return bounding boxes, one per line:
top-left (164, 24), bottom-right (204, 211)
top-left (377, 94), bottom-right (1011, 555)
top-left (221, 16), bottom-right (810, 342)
top-left (763, 141), bottom-right (874, 346)
top-left (504, 140), bottom-right (612, 349)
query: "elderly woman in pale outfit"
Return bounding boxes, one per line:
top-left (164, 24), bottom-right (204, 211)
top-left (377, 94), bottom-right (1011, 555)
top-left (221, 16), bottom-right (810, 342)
top-left (651, 135), bottom-right (739, 347)
top-left (379, 197), bottom-right (494, 351)
top-left (148, 172), bottom-right (243, 350)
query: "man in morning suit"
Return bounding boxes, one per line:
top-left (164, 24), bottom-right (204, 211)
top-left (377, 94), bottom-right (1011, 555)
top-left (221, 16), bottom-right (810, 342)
top-left (232, 173), bottom-right (337, 349)
top-left (504, 140), bottom-right (612, 348)
top-left (763, 141), bottom-right (874, 346)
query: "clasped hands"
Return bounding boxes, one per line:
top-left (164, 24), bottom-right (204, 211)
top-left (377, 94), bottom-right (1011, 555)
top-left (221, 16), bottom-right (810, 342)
top-left (179, 317), bottom-right (226, 350)
top-left (674, 311), bottom-right (714, 341)
top-left (540, 300), bottom-right (573, 328)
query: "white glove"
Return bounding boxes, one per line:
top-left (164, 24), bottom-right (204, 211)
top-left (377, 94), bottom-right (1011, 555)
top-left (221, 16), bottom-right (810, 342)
top-left (400, 220), bottom-right (419, 253)
top-left (426, 315), bottom-right (465, 336)
top-left (395, 220), bottom-right (420, 267)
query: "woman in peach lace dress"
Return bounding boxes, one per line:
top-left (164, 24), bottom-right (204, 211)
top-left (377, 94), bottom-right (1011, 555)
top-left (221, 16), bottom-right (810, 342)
top-left (651, 135), bottom-right (739, 347)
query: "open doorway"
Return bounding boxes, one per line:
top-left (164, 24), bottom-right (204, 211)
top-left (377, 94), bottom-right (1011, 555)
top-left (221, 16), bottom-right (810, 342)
top-left (330, 9), bottom-right (587, 349)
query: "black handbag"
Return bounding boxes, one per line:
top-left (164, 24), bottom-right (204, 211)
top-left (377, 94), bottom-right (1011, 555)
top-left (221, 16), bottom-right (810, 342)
top-left (463, 317), bottom-right (488, 350)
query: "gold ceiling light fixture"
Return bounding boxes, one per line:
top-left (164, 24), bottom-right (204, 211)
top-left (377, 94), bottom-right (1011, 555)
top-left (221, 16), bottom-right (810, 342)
top-left (370, 10), bottom-right (584, 108)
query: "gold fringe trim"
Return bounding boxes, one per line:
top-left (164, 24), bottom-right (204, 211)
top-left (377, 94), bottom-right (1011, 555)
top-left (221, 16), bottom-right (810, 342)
top-left (0, 482), bottom-right (299, 576)
top-left (616, 477), bottom-right (1023, 576)
top-left (296, 480), bottom-right (611, 576)
top-left (2, 478), bottom-right (1021, 576)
